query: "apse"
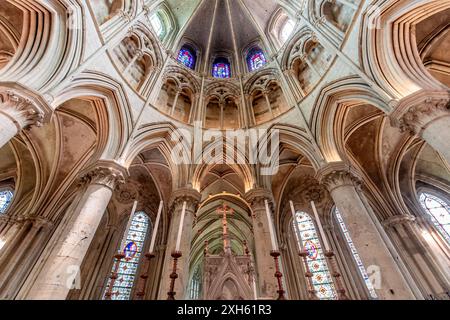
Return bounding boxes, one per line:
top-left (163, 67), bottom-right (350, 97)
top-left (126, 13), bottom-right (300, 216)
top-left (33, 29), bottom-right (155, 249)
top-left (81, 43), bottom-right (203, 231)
top-left (0, 0), bottom-right (449, 304)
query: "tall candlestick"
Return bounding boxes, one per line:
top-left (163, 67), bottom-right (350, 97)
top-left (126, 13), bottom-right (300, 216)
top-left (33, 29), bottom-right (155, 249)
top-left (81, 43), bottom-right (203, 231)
top-left (289, 200), bottom-right (304, 251)
top-left (253, 278), bottom-right (258, 300)
top-left (311, 201), bottom-right (331, 252)
top-left (175, 201), bottom-right (187, 252)
top-left (121, 200), bottom-right (138, 250)
top-left (265, 199), bottom-right (278, 252)
top-left (149, 200), bottom-right (163, 253)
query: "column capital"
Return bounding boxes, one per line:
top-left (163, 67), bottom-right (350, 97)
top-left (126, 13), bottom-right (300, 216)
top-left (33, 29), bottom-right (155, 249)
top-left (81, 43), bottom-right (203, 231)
top-left (283, 68), bottom-right (295, 77)
top-left (390, 90), bottom-right (450, 135)
top-left (316, 163), bottom-right (361, 192)
top-left (118, 9), bottom-right (132, 22)
top-left (245, 188), bottom-right (274, 212)
top-left (382, 214), bottom-right (416, 228)
top-left (80, 161), bottom-right (127, 191)
top-left (27, 216), bottom-right (54, 230)
top-left (135, 49), bottom-right (144, 59)
top-left (169, 187), bottom-right (202, 213)
top-left (0, 91), bottom-right (46, 131)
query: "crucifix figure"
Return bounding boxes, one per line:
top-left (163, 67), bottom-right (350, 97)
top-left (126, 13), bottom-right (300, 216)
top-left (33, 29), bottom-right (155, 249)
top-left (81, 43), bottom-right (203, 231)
top-left (217, 203), bottom-right (234, 253)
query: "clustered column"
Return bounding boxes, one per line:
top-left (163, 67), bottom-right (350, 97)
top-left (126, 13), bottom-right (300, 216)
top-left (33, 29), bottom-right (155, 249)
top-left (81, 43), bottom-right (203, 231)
top-left (24, 163), bottom-right (126, 300)
top-left (158, 187), bottom-right (201, 300)
top-left (245, 188), bottom-right (279, 299)
top-left (383, 215), bottom-right (450, 298)
top-left (317, 164), bottom-right (417, 300)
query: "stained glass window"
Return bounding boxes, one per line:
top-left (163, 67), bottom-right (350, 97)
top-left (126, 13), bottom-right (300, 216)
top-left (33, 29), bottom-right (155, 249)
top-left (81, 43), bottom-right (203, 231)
top-left (292, 211), bottom-right (336, 300)
top-left (281, 19), bottom-right (295, 43)
top-left (212, 58), bottom-right (231, 78)
top-left (103, 211), bottom-right (151, 300)
top-left (247, 48), bottom-right (267, 72)
top-left (334, 208), bottom-right (378, 299)
top-left (0, 189), bottom-right (13, 214)
top-left (419, 192), bottom-right (450, 245)
top-left (178, 46), bottom-right (196, 70)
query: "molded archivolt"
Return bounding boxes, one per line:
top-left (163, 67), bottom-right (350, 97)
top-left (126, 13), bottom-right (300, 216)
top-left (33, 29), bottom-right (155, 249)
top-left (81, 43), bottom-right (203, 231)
top-left (89, 0), bottom-right (137, 26)
top-left (111, 23), bottom-right (164, 97)
top-left (1, 0), bottom-right (449, 301)
top-left (0, 1), bottom-right (84, 92)
top-left (281, 28), bottom-right (335, 99)
top-left (361, 0), bottom-right (450, 99)
top-left (311, 77), bottom-right (390, 163)
top-left (52, 71), bottom-right (135, 161)
top-left (416, 8), bottom-right (450, 88)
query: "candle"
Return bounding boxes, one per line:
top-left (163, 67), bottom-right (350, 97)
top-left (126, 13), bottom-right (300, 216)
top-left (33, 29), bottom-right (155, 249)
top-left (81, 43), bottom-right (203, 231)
top-left (265, 200), bottom-right (278, 251)
top-left (289, 200), bottom-right (304, 251)
top-left (311, 201), bottom-right (331, 252)
top-left (253, 278), bottom-right (258, 300)
top-left (149, 200), bottom-right (163, 254)
top-left (121, 200), bottom-right (138, 251)
top-left (175, 201), bottom-right (187, 252)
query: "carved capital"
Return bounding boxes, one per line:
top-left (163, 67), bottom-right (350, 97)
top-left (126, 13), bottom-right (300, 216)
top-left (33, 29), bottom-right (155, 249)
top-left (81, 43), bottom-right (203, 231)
top-left (169, 187), bottom-right (202, 214)
top-left (314, 16), bottom-right (326, 27)
top-left (316, 163), bottom-right (361, 193)
top-left (295, 10), bottom-right (304, 19)
top-left (142, 5), bottom-right (151, 15)
top-left (134, 49), bottom-right (144, 59)
top-left (245, 188), bottom-right (274, 215)
top-left (80, 162), bottom-right (127, 191)
top-left (0, 91), bottom-right (45, 130)
top-left (119, 9), bottom-right (132, 22)
top-left (390, 91), bottom-right (450, 136)
top-left (382, 214), bottom-right (416, 228)
top-left (28, 216), bottom-right (54, 230)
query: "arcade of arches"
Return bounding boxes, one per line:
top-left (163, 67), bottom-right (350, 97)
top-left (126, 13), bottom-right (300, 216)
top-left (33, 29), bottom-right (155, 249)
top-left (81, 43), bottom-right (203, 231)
top-left (0, 0), bottom-right (449, 300)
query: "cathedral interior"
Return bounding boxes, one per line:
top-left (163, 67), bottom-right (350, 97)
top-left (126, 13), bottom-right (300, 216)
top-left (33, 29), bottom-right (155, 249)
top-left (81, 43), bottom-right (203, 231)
top-left (0, 0), bottom-right (449, 301)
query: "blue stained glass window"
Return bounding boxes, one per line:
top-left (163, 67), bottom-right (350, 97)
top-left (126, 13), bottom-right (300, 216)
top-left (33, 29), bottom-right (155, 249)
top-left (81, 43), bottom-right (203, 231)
top-left (103, 211), bottom-right (151, 300)
top-left (419, 192), bottom-right (450, 245)
top-left (247, 48), bottom-right (267, 72)
top-left (292, 211), bottom-right (336, 300)
top-left (212, 58), bottom-right (231, 78)
top-left (0, 189), bottom-right (13, 214)
top-left (335, 208), bottom-right (378, 299)
top-left (178, 46), bottom-right (196, 70)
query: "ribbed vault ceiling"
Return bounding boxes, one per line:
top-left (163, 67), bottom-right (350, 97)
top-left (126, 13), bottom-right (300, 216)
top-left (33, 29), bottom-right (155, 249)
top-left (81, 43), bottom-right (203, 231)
top-left (169, 0), bottom-right (280, 53)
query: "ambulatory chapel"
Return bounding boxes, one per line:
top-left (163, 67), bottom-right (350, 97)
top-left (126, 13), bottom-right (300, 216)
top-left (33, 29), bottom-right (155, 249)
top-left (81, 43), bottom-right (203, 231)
top-left (0, 0), bottom-right (449, 301)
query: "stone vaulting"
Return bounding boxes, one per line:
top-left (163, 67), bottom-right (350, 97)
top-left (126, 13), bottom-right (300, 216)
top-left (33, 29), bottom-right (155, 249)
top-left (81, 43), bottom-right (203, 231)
top-left (0, 0), bottom-right (449, 300)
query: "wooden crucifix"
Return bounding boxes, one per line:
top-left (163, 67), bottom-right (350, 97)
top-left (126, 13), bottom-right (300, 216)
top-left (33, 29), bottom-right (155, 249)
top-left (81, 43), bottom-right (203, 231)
top-left (217, 203), bottom-right (234, 253)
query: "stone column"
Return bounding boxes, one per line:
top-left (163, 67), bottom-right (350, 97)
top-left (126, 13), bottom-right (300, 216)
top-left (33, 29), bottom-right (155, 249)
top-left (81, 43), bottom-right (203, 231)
top-left (170, 88), bottom-right (182, 116)
top-left (283, 69), bottom-right (306, 99)
top-left (391, 93), bottom-right (450, 164)
top-left (301, 53), bottom-right (322, 79)
top-left (0, 91), bottom-right (44, 149)
top-left (158, 187), bottom-right (201, 300)
top-left (317, 164), bottom-right (417, 300)
top-left (263, 91), bottom-right (274, 118)
top-left (24, 163), bottom-right (126, 300)
top-left (245, 188), bottom-right (279, 299)
top-left (384, 215), bottom-right (450, 298)
top-left (219, 99), bottom-right (225, 130)
top-left (0, 217), bottom-right (53, 299)
top-left (123, 49), bottom-right (144, 74)
top-left (244, 94), bottom-right (256, 126)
